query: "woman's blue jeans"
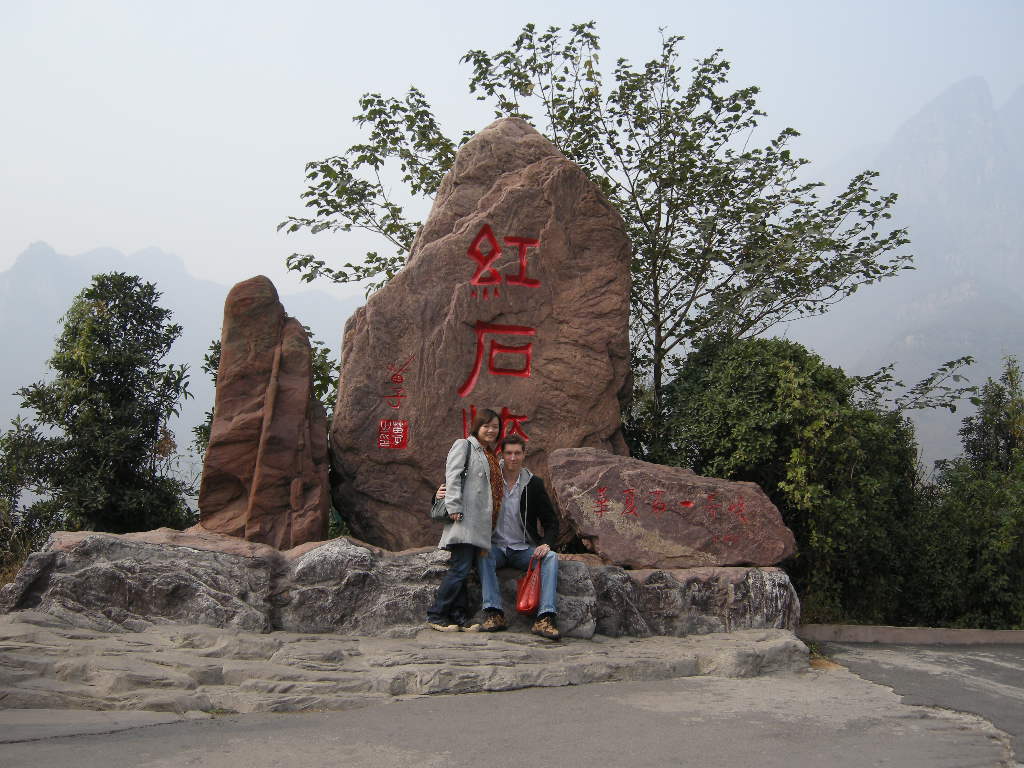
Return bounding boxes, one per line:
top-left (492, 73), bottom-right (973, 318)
top-left (426, 543), bottom-right (477, 622)
top-left (479, 546), bottom-right (559, 616)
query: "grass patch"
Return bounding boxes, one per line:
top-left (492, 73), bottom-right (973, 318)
top-left (805, 640), bottom-right (844, 670)
top-left (0, 551), bottom-right (28, 590)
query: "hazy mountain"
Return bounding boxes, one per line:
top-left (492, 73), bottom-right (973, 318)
top-left (789, 77), bottom-right (1024, 466)
top-left (0, 242), bottom-right (360, 457)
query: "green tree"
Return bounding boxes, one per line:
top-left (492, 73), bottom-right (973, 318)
top-left (664, 338), bottom-right (920, 623)
top-left (0, 419), bottom-right (59, 583)
top-left (2, 272), bottom-right (196, 534)
top-left (902, 358), bottom-right (1024, 629)
top-left (281, 22), bottom-right (911, 455)
top-left (957, 357), bottom-right (1024, 470)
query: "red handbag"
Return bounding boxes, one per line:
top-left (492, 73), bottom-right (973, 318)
top-left (516, 554), bottom-right (542, 615)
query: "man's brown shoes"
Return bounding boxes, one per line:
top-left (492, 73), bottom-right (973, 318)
top-left (480, 611), bottom-right (508, 632)
top-left (531, 613), bottom-right (561, 641)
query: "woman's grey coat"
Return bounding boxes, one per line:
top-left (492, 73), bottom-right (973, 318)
top-left (437, 437), bottom-right (493, 551)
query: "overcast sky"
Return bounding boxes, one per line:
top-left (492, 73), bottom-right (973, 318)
top-left (2, 0), bottom-right (1021, 302)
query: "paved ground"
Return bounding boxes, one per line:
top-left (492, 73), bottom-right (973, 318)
top-left (826, 642), bottom-right (1024, 764)
top-left (0, 613), bottom-right (805, 713)
top-left (2, 614), bottom-right (1020, 767)
top-left (0, 666), bottom-right (1013, 768)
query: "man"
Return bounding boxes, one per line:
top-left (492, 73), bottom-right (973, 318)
top-left (478, 434), bottom-right (561, 640)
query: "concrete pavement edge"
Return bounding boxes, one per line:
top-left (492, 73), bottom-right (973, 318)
top-left (799, 623), bottom-right (1024, 645)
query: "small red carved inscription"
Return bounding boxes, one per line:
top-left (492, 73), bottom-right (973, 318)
top-left (378, 419), bottom-right (409, 449)
top-left (728, 498), bottom-right (749, 524)
top-left (649, 489), bottom-right (667, 517)
top-left (382, 355), bottom-right (415, 409)
top-left (622, 488), bottom-right (638, 517)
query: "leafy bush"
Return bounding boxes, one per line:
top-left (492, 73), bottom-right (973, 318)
top-left (664, 338), bottom-right (919, 622)
top-left (901, 358), bottom-right (1024, 629)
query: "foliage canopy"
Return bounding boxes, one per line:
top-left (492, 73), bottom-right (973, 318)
top-left (664, 337), bottom-right (920, 622)
top-left (280, 22), bottom-right (912, 453)
top-left (1, 272), bottom-right (196, 537)
top-left (902, 357), bottom-right (1024, 629)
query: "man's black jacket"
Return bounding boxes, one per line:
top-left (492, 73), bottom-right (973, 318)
top-left (517, 474), bottom-right (559, 548)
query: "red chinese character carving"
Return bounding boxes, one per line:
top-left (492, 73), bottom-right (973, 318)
top-left (382, 356), bottom-right (415, 409)
top-left (679, 500), bottom-right (695, 508)
top-left (595, 487), bottom-right (609, 517)
top-left (467, 224), bottom-right (502, 286)
top-left (457, 321), bottom-right (536, 397)
top-left (728, 498), bottom-right (749, 524)
top-left (378, 419), bottom-right (409, 449)
top-left (500, 407), bottom-right (530, 440)
top-left (649, 489), bottom-right (667, 516)
top-left (622, 488), bottom-right (638, 517)
top-left (705, 493), bottom-right (722, 523)
top-left (503, 236), bottom-right (541, 287)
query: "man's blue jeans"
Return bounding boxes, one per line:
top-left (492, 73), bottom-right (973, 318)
top-left (479, 546), bottom-right (559, 616)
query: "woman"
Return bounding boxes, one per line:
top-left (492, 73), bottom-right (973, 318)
top-left (425, 409), bottom-right (503, 631)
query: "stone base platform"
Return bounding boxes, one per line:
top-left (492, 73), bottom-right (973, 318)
top-left (0, 530), bottom-right (799, 640)
top-left (0, 612), bottom-right (807, 714)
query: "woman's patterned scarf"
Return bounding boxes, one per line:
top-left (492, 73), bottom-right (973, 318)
top-left (485, 447), bottom-right (502, 529)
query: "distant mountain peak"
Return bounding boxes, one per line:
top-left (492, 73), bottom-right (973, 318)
top-left (10, 243), bottom-right (189, 281)
top-left (892, 77), bottom-right (993, 142)
top-left (16, 241), bottom-right (59, 261)
top-left (928, 76), bottom-right (992, 111)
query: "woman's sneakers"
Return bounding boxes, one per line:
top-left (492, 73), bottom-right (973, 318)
top-left (425, 617), bottom-right (460, 632)
top-left (426, 616), bottom-right (481, 632)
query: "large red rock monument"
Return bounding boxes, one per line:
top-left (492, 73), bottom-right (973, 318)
top-left (548, 448), bottom-right (797, 569)
top-left (198, 276), bottom-right (330, 549)
top-left (330, 118), bottom-right (633, 550)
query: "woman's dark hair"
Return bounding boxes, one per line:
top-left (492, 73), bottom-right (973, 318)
top-left (470, 408), bottom-right (502, 442)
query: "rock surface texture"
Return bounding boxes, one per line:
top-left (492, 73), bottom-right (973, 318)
top-left (198, 276), bottom-right (329, 549)
top-left (548, 448), bottom-right (797, 569)
top-left (0, 613), bottom-right (806, 714)
top-left (0, 530), bottom-right (798, 640)
top-left (329, 118), bottom-right (632, 550)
